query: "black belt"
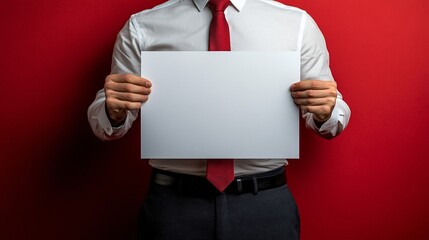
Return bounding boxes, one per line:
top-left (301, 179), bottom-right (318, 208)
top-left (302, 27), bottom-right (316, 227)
top-left (151, 167), bottom-right (286, 196)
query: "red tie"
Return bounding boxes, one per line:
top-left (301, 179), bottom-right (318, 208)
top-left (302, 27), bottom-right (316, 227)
top-left (206, 0), bottom-right (234, 192)
top-left (208, 0), bottom-right (231, 51)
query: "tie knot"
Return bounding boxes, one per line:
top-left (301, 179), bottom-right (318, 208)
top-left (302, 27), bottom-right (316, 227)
top-left (208, 0), bottom-right (230, 12)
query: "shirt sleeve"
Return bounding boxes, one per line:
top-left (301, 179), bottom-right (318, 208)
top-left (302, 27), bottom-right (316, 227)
top-left (87, 17), bottom-right (142, 141)
top-left (299, 13), bottom-right (351, 138)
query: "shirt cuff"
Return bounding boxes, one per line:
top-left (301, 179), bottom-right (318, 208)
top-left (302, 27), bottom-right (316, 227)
top-left (318, 106), bottom-right (340, 134)
top-left (306, 103), bottom-right (343, 137)
top-left (99, 102), bottom-right (114, 135)
top-left (100, 102), bottom-right (126, 135)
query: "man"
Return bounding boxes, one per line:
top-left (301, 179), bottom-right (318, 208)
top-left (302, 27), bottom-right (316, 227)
top-left (88, 0), bottom-right (351, 239)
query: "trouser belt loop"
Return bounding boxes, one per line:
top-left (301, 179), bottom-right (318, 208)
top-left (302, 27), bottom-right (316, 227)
top-left (236, 179), bottom-right (243, 194)
top-left (252, 177), bottom-right (258, 195)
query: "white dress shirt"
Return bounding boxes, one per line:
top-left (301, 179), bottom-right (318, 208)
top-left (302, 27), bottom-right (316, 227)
top-left (88, 0), bottom-right (351, 176)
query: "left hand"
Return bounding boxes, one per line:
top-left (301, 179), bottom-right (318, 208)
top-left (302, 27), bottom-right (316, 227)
top-left (290, 80), bottom-right (337, 123)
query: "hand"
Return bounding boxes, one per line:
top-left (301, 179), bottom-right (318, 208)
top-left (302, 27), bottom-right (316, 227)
top-left (290, 80), bottom-right (337, 123)
top-left (104, 74), bottom-right (152, 124)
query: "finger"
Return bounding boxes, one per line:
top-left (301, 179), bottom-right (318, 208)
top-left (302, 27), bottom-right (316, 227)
top-left (105, 81), bottom-right (151, 95)
top-left (106, 74), bottom-right (151, 87)
top-left (106, 91), bottom-right (150, 103)
top-left (293, 97), bottom-right (335, 106)
top-left (291, 80), bottom-right (336, 91)
top-left (106, 97), bottom-right (147, 111)
top-left (291, 88), bottom-right (337, 99)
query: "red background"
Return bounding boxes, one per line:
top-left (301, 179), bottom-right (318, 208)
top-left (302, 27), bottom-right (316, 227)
top-left (1, 0), bottom-right (428, 239)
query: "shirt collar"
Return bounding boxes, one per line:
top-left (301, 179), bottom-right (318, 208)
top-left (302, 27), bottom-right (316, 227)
top-left (193, 0), bottom-right (246, 12)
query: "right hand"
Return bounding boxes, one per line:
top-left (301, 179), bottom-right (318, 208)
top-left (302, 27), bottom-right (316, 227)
top-left (104, 74), bottom-right (152, 124)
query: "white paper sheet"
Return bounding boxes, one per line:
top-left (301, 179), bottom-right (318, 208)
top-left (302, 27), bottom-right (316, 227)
top-left (140, 51), bottom-right (300, 159)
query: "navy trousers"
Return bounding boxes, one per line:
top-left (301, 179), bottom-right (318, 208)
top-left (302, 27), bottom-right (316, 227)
top-left (138, 168), bottom-right (300, 240)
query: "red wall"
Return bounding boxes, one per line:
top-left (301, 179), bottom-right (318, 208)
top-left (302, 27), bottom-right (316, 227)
top-left (1, 0), bottom-right (428, 239)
